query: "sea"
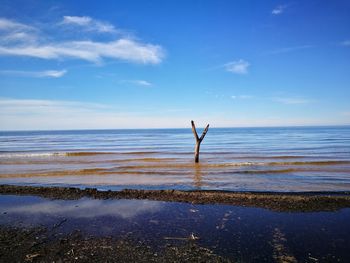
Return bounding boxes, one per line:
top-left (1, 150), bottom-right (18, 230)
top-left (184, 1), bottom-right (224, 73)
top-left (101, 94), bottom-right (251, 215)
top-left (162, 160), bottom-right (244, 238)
top-left (0, 126), bottom-right (350, 192)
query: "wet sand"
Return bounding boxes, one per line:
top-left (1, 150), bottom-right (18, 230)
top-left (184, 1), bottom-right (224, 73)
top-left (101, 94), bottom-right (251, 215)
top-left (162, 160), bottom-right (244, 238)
top-left (0, 226), bottom-right (228, 263)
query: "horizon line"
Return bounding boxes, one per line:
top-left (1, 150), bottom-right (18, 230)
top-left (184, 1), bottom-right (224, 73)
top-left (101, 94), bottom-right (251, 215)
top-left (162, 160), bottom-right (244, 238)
top-left (1, 124), bottom-right (350, 132)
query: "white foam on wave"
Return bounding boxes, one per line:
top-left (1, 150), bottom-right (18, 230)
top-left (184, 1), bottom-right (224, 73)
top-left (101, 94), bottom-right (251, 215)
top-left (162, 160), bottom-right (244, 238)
top-left (0, 152), bottom-right (65, 158)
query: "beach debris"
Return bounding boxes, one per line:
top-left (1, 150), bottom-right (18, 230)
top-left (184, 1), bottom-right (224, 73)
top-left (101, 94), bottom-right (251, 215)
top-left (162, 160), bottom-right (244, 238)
top-left (189, 233), bottom-right (199, 240)
top-left (191, 120), bottom-right (209, 163)
top-left (272, 228), bottom-right (297, 263)
top-left (52, 218), bottom-right (67, 230)
top-left (24, 253), bottom-right (40, 261)
top-left (217, 211), bottom-right (233, 230)
top-left (308, 256), bottom-right (319, 262)
top-left (164, 233), bottom-right (200, 241)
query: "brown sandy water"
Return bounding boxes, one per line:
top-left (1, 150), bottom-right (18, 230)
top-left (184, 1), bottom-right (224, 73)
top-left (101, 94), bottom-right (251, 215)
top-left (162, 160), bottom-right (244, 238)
top-left (1, 127), bottom-right (350, 191)
top-left (1, 152), bottom-right (350, 192)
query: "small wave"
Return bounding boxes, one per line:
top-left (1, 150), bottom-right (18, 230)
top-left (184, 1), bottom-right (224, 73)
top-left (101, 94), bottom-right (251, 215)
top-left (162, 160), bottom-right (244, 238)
top-left (237, 168), bottom-right (303, 174)
top-left (238, 155), bottom-right (305, 159)
top-left (64, 152), bottom-right (114, 156)
top-left (116, 157), bottom-right (177, 163)
top-left (206, 162), bottom-right (265, 167)
top-left (0, 151), bottom-right (116, 158)
top-left (0, 152), bottom-right (65, 158)
top-left (120, 151), bottom-right (163, 155)
top-left (268, 161), bottom-right (350, 166)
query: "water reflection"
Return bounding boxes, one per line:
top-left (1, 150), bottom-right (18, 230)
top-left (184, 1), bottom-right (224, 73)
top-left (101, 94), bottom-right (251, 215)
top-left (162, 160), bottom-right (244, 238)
top-left (4, 198), bottom-right (163, 219)
top-left (193, 164), bottom-right (203, 188)
top-left (1, 194), bottom-right (350, 262)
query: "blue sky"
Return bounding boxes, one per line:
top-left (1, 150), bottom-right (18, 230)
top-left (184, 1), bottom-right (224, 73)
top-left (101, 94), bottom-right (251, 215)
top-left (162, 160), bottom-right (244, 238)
top-left (0, 0), bottom-right (349, 130)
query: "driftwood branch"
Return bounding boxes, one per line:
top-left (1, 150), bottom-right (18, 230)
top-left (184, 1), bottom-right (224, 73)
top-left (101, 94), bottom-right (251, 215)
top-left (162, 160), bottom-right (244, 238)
top-left (199, 124), bottom-right (209, 142)
top-left (191, 120), bottom-right (199, 141)
top-left (191, 120), bottom-right (209, 163)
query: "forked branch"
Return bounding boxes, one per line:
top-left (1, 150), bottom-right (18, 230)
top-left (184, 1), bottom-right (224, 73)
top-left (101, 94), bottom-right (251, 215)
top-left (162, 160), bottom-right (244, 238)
top-left (191, 120), bottom-right (209, 163)
top-left (199, 124), bottom-right (209, 142)
top-left (191, 120), bottom-right (199, 141)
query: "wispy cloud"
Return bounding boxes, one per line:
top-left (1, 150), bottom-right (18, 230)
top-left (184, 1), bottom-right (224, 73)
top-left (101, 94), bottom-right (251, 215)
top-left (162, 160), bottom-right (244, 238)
top-left (272, 97), bottom-right (311, 104)
top-left (0, 98), bottom-right (189, 130)
top-left (0, 32), bottom-right (37, 43)
top-left (0, 69), bottom-right (67, 78)
top-left (265, 45), bottom-right (313, 55)
top-left (231, 95), bottom-right (252, 99)
top-left (0, 39), bottom-right (164, 64)
top-left (225, 59), bottom-right (250, 74)
top-left (0, 18), bottom-right (36, 32)
top-left (0, 98), bottom-right (347, 130)
top-left (0, 17), bottom-right (164, 65)
top-left (61, 16), bottom-right (117, 33)
top-left (340, 40), bottom-right (350, 47)
top-left (62, 16), bottom-right (93, 26)
top-left (122, 80), bottom-right (153, 87)
top-left (0, 98), bottom-right (109, 112)
top-left (272, 5), bottom-right (287, 15)
top-left (0, 18), bottom-right (38, 44)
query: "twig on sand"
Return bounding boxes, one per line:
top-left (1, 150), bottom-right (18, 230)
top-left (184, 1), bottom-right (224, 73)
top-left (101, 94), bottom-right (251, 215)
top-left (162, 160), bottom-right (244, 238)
top-left (52, 218), bottom-right (67, 230)
top-left (164, 233), bottom-right (199, 241)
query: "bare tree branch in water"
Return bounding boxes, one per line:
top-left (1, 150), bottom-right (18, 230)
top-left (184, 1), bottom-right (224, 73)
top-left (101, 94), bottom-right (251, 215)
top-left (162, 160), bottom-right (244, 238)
top-left (191, 120), bottom-right (209, 163)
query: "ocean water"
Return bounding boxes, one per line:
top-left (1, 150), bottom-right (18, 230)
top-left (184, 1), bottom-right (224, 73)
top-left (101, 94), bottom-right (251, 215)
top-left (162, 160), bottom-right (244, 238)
top-left (0, 126), bottom-right (350, 192)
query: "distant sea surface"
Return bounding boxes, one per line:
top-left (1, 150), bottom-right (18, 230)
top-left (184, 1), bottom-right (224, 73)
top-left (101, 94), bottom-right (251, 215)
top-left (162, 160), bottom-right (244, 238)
top-left (0, 126), bottom-right (350, 192)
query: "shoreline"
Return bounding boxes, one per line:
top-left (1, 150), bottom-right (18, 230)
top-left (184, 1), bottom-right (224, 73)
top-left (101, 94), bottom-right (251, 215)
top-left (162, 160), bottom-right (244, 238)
top-left (1, 184), bottom-right (350, 212)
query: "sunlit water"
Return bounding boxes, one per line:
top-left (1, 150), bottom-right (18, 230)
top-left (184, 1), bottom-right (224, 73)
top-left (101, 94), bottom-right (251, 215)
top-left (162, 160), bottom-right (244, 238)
top-left (1, 126), bottom-right (350, 191)
top-left (0, 194), bottom-right (349, 262)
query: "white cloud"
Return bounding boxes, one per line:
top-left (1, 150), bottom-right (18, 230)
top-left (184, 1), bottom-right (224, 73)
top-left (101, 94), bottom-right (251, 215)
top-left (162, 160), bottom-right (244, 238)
top-left (0, 17), bottom-right (164, 64)
top-left (272, 97), bottom-right (311, 104)
top-left (42, 70), bottom-right (67, 77)
top-left (272, 5), bottom-right (287, 15)
top-left (0, 39), bottom-right (164, 64)
top-left (62, 16), bottom-right (92, 26)
top-left (225, 59), bottom-right (250, 74)
top-left (0, 18), bottom-right (38, 44)
top-left (122, 80), bottom-right (153, 86)
top-left (231, 95), bottom-right (252, 99)
top-left (0, 69), bottom-right (66, 78)
top-left (0, 18), bottom-right (36, 31)
top-left (0, 32), bottom-right (37, 43)
top-left (0, 98), bottom-right (109, 112)
top-left (61, 16), bottom-right (117, 33)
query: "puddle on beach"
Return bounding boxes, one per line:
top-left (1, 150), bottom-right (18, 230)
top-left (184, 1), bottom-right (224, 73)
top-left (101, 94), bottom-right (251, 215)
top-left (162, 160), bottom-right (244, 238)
top-left (1, 194), bottom-right (350, 262)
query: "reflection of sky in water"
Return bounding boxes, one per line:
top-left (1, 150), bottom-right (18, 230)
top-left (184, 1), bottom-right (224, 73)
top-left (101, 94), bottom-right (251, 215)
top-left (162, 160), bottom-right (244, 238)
top-left (0, 195), bottom-right (166, 237)
top-left (4, 198), bottom-right (163, 219)
top-left (1, 194), bottom-right (350, 262)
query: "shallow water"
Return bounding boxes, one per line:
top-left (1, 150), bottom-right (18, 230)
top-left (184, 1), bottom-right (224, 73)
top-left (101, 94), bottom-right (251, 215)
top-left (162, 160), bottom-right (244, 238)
top-left (1, 127), bottom-right (350, 191)
top-left (0, 194), bottom-right (349, 262)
